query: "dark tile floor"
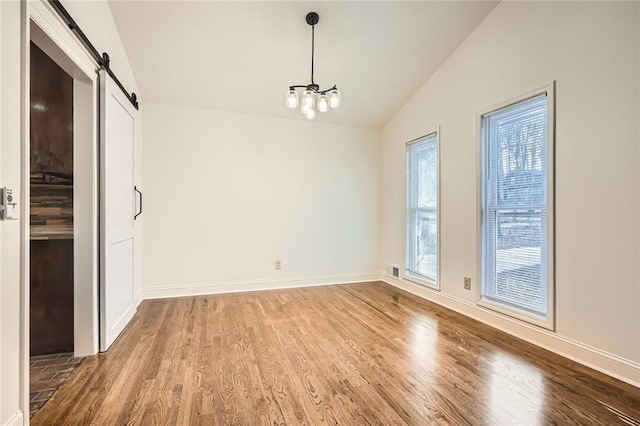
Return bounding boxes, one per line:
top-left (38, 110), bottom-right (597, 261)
top-left (30, 352), bottom-right (83, 418)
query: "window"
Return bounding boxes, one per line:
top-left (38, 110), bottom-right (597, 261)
top-left (406, 133), bottom-right (439, 288)
top-left (480, 88), bottom-right (554, 329)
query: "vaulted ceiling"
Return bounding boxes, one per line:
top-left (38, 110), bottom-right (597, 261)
top-left (109, 1), bottom-right (498, 128)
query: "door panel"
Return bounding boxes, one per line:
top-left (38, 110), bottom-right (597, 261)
top-left (99, 70), bottom-right (136, 351)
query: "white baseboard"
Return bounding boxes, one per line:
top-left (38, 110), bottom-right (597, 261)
top-left (382, 276), bottom-right (640, 389)
top-left (2, 410), bottom-right (23, 426)
top-left (142, 272), bottom-right (382, 300)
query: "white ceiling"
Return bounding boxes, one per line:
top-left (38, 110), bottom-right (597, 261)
top-left (109, 1), bottom-right (498, 128)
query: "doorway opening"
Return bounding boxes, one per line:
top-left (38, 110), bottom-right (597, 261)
top-left (28, 19), bottom-right (98, 418)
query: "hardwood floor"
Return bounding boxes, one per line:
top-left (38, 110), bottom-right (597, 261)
top-left (32, 282), bottom-right (640, 425)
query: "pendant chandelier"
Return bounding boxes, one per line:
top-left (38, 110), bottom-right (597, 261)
top-left (286, 12), bottom-right (340, 119)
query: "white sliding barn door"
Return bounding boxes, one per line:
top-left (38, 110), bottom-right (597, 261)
top-left (99, 70), bottom-right (137, 351)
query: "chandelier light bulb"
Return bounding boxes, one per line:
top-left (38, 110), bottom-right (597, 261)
top-left (302, 90), bottom-right (315, 108)
top-left (286, 89), bottom-right (299, 108)
top-left (301, 103), bottom-right (310, 114)
top-left (329, 89), bottom-right (341, 108)
top-left (317, 94), bottom-right (329, 112)
top-left (305, 108), bottom-right (316, 120)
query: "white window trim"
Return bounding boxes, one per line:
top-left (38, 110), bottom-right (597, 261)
top-left (405, 130), bottom-right (441, 291)
top-left (475, 83), bottom-right (555, 331)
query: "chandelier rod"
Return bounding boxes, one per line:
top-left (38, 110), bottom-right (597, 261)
top-left (311, 24), bottom-right (315, 85)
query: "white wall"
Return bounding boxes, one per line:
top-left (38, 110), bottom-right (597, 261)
top-left (1, 1), bottom-right (24, 423)
top-left (637, 3), bottom-right (640, 374)
top-left (0, 0), bottom-right (3, 418)
top-left (0, 1), bottom-right (141, 423)
top-left (141, 102), bottom-right (381, 298)
top-left (381, 1), bottom-right (640, 385)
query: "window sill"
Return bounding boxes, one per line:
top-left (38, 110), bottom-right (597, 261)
top-left (404, 273), bottom-right (440, 291)
top-left (477, 297), bottom-right (554, 331)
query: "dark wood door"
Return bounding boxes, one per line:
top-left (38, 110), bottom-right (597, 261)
top-left (30, 240), bottom-right (74, 355)
top-left (30, 42), bottom-right (75, 356)
top-left (30, 41), bottom-right (73, 174)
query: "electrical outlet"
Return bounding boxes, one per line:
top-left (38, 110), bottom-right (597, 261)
top-left (464, 277), bottom-right (471, 290)
top-left (275, 260), bottom-right (282, 270)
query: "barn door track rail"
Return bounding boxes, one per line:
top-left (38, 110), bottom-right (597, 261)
top-left (48, 0), bottom-right (139, 110)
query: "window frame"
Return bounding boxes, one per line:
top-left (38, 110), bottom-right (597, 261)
top-left (476, 83), bottom-right (555, 330)
top-left (405, 131), bottom-right (441, 290)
